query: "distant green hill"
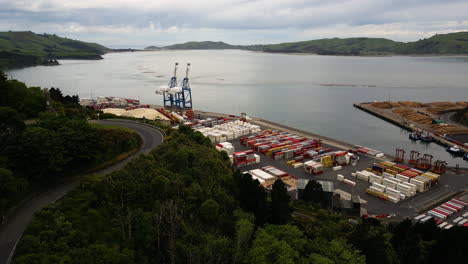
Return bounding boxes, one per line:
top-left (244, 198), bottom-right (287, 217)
top-left (399, 32), bottom-right (468, 54)
top-left (163, 41), bottom-right (237, 50)
top-left (151, 41), bottom-right (264, 51)
top-left (0, 31), bottom-right (109, 69)
top-left (146, 32), bottom-right (468, 55)
top-left (263, 37), bottom-right (400, 55)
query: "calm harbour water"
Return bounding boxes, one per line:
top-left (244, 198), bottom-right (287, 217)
top-left (6, 50), bottom-right (468, 166)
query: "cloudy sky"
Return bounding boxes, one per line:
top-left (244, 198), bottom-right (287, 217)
top-left (1, 0), bottom-right (467, 48)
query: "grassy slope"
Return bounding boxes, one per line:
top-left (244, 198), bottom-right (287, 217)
top-left (163, 41), bottom-right (237, 50)
top-left (263, 37), bottom-right (400, 55)
top-left (399, 32), bottom-right (468, 54)
top-left (151, 32), bottom-right (468, 55)
top-left (0, 31), bottom-right (109, 68)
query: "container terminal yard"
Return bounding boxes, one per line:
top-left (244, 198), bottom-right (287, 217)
top-left (80, 63), bottom-right (468, 223)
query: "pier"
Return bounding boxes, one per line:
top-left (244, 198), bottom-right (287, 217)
top-left (354, 103), bottom-right (468, 153)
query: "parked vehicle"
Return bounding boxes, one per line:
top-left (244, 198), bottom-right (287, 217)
top-left (446, 145), bottom-right (465, 156)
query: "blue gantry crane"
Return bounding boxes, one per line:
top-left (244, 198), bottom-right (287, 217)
top-left (177, 63), bottom-right (193, 110)
top-left (156, 62), bottom-right (193, 113)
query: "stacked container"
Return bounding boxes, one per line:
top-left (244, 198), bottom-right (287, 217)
top-left (262, 166), bottom-right (288, 178)
top-left (216, 142), bottom-right (235, 155)
top-left (369, 174), bottom-right (383, 184)
top-left (194, 120), bottom-right (261, 143)
top-left (304, 161), bottom-right (324, 175)
top-left (321, 156), bottom-right (333, 168)
top-left (232, 150), bottom-right (256, 168)
top-left (397, 183), bottom-right (416, 198)
top-left (247, 169), bottom-right (276, 185)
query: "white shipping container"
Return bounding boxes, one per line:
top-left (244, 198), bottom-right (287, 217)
top-left (369, 175), bottom-right (383, 184)
top-left (332, 166), bottom-right (342, 171)
top-left (337, 174), bottom-right (345, 181)
top-left (427, 211), bottom-right (446, 220)
top-left (343, 179), bottom-right (356, 186)
top-left (410, 179), bottom-right (425, 192)
top-left (420, 216), bottom-right (433, 223)
top-left (249, 169), bottom-right (275, 181)
top-left (453, 217), bottom-right (463, 223)
top-left (438, 222), bottom-right (448, 228)
top-left (396, 174), bottom-right (410, 182)
top-left (386, 187), bottom-right (400, 196)
top-left (372, 182), bottom-right (386, 192)
top-left (369, 186), bottom-right (384, 194)
top-left (414, 214), bottom-right (427, 221)
top-left (382, 172), bottom-right (395, 178)
top-left (388, 196), bottom-right (399, 203)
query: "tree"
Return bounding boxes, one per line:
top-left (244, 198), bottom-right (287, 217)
top-left (0, 168), bottom-right (28, 215)
top-left (233, 210), bottom-right (255, 263)
top-left (0, 71), bottom-right (7, 84)
top-left (200, 199), bottom-right (220, 224)
top-left (302, 179), bottom-right (325, 206)
top-left (0, 107), bottom-right (25, 149)
top-left (270, 179), bottom-right (291, 225)
top-left (246, 224), bottom-right (308, 264)
top-left (235, 172), bottom-right (269, 225)
top-left (12, 126), bottom-right (68, 180)
top-left (390, 219), bottom-right (429, 264)
top-left (349, 218), bottom-right (399, 264)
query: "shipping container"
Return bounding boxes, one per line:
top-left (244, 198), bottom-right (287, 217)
top-left (446, 201), bottom-right (463, 210)
top-left (414, 214), bottom-right (427, 221)
top-left (438, 222), bottom-right (448, 228)
top-left (420, 215), bottom-right (433, 223)
top-left (427, 211), bottom-right (446, 220)
top-left (451, 198), bottom-right (468, 206)
top-left (343, 179), bottom-right (356, 186)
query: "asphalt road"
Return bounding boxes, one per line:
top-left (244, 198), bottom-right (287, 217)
top-left (0, 119), bottom-right (165, 264)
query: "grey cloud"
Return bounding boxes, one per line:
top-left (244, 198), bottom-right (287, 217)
top-left (0, 0), bottom-right (467, 46)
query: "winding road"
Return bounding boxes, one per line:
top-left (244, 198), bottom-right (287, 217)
top-left (0, 119), bottom-right (165, 264)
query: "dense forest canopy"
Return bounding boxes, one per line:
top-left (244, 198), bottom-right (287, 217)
top-left (0, 72), bottom-right (141, 218)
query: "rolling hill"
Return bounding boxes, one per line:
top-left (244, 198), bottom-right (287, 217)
top-left (146, 32), bottom-right (468, 55)
top-left (262, 37), bottom-right (401, 55)
top-left (0, 31), bottom-right (109, 69)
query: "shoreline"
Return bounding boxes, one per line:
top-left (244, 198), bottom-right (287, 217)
top-left (194, 108), bottom-right (468, 170)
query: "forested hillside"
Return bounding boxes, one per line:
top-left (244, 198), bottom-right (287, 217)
top-left (0, 71), bottom-right (141, 218)
top-left (147, 32), bottom-right (468, 55)
top-left (0, 31), bottom-right (109, 69)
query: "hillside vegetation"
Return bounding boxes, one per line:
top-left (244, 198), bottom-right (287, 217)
top-left (146, 41), bottom-right (264, 51)
top-left (0, 31), bottom-right (109, 69)
top-left (0, 72), bottom-right (141, 218)
top-left (147, 32), bottom-right (468, 55)
top-left (263, 37), bottom-right (400, 55)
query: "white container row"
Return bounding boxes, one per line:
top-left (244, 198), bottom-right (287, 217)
top-left (216, 142), bottom-right (235, 155)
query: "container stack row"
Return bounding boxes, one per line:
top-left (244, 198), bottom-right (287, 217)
top-left (194, 120), bottom-right (261, 143)
top-left (355, 146), bottom-right (384, 157)
top-left (232, 150), bottom-right (260, 168)
top-left (352, 169), bottom-right (421, 203)
top-left (414, 198), bottom-right (468, 227)
top-left (216, 142), bottom-right (235, 155)
top-left (243, 166), bottom-right (297, 190)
